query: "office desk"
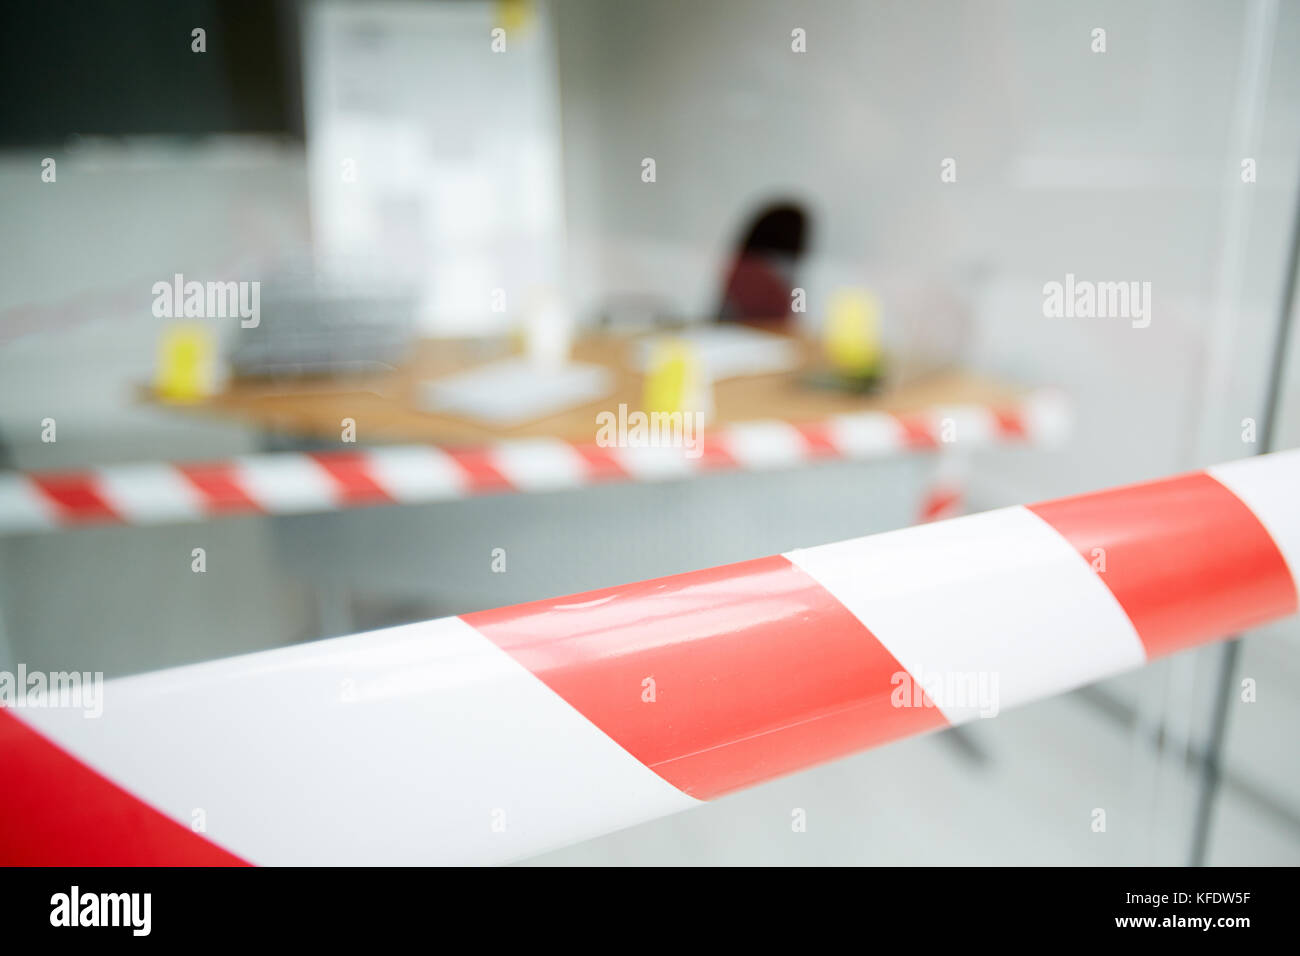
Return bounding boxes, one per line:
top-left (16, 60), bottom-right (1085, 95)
top-left (156, 334), bottom-right (1037, 445)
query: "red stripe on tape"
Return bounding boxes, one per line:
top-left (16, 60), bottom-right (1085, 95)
top-left (1028, 472), bottom-right (1298, 659)
top-left (445, 447), bottom-right (514, 492)
top-left (29, 474), bottom-right (118, 524)
top-left (310, 452), bottom-right (394, 505)
top-left (695, 435), bottom-right (739, 471)
top-left (993, 408), bottom-right (1027, 439)
top-left (177, 463), bottom-right (262, 514)
top-left (0, 709), bottom-right (248, 866)
top-left (464, 556), bottom-right (946, 799)
top-left (792, 421), bottom-right (840, 458)
top-left (894, 414), bottom-right (940, 449)
top-left (920, 487), bottom-right (963, 522)
top-left (571, 443), bottom-right (633, 482)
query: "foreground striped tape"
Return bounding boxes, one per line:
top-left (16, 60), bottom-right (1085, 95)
top-left (0, 391), bottom-right (1067, 534)
top-left (2, 449), bottom-right (1295, 865)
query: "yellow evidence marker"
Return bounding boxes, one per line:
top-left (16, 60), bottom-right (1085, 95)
top-left (824, 288), bottom-right (884, 379)
top-left (155, 323), bottom-right (218, 403)
top-left (643, 338), bottom-right (711, 418)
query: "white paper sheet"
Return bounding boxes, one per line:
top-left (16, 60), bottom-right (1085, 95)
top-left (420, 358), bottom-right (612, 425)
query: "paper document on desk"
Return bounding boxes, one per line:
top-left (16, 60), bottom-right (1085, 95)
top-left (420, 358), bottom-right (613, 425)
top-left (633, 326), bottom-right (799, 380)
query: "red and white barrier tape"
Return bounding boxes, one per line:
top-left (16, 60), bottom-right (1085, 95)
top-left (0, 391), bottom-right (1067, 534)
top-left (4, 448), bottom-right (1295, 866)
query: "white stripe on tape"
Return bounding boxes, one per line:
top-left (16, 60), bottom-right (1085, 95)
top-left (0, 474), bottom-right (58, 533)
top-left (1208, 448), bottom-right (1300, 589)
top-left (721, 421), bottom-right (810, 469)
top-left (928, 405), bottom-right (1000, 446)
top-left (784, 506), bottom-right (1147, 723)
top-left (611, 444), bottom-right (701, 481)
top-left (20, 616), bottom-right (698, 866)
top-left (363, 446), bottom-right (467, 503)
top-left (1022, 390), bottom-right (1071, 446)
top-left (825, 411), bottom-right (907, 458)
top-left (93, 463), bottom-right (206, 525)
top-left (488, 439), bottom-right (590, 492)
top-left (233, 455), bottom-right (341, 514)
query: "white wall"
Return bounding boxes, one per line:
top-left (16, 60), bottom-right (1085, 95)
top-left (553, 0), bottom-right (1300, 498)
top-left (0, 138), bottom-right (309, 466)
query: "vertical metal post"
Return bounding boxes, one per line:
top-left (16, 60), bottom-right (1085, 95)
top-left (1189, 150), bottom-right (1300, 868)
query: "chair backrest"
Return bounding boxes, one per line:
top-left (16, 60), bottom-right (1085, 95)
top-left (716, 202), bottom-right (810, 328)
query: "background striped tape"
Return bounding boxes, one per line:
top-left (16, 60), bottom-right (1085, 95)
top-left (0, 391), bottom-right (1067, 534)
